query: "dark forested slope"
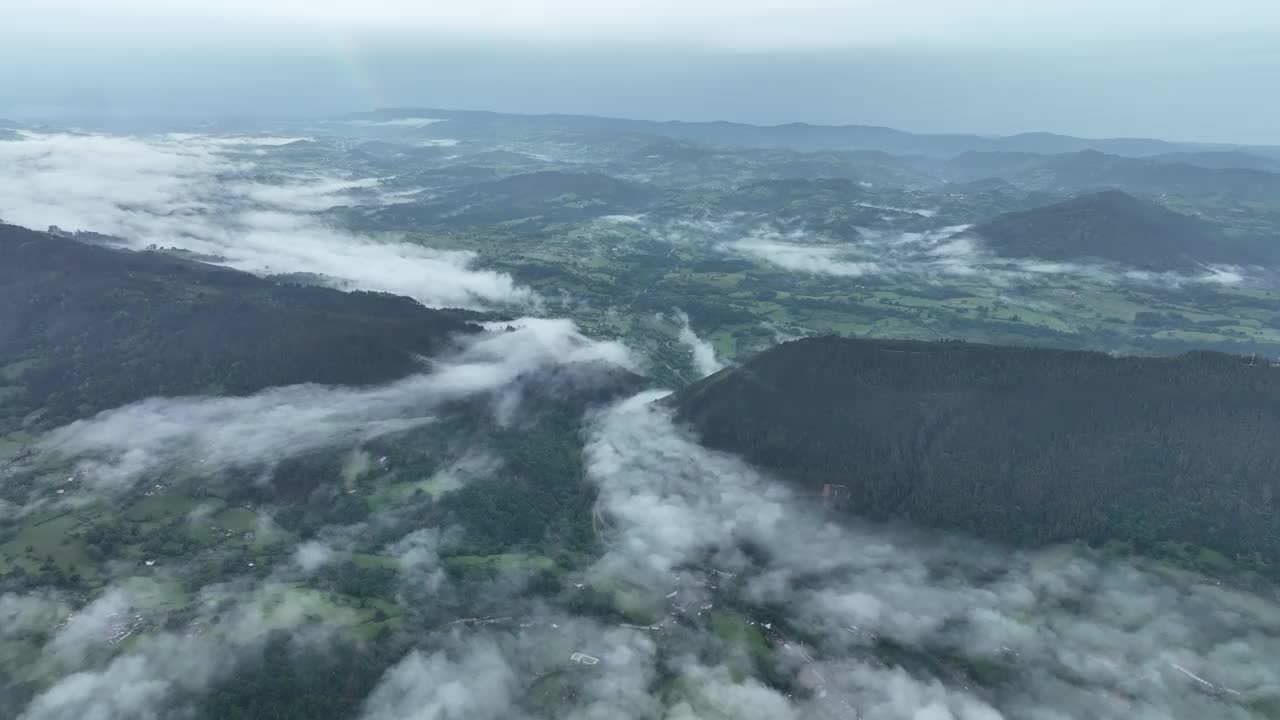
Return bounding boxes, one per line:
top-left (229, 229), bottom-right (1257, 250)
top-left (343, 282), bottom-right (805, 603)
top-left (971, 190), bottom-right (1249, 270)
top-left (674, 336), bottom-right (1280, 574)
top-left (0, 224), bottom-right (478, 430)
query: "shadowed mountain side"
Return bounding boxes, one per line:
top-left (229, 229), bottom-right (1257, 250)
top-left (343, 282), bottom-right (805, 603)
top-left (673, 335), bottom-right (1280, 575)
top-left (0, 224), bottom-right (481, 430)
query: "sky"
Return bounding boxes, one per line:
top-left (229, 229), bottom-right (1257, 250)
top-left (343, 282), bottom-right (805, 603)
top-left (2, 0), bottom-right (1279, 143)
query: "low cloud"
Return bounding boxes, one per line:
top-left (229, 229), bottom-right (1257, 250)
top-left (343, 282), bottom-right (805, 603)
top-left (20, 641), bottom-right (213, 720)
top-left (230, 176), bottom-right (380, 212)
top-left (855, 201), bottom-right (939, 218)
top-left (292, 541), bottom-right (334, 573)
top-left (164, 133), bottom-right (311, 147)
top-left (39, 319), bottom-right (632, 495)
top-left (344, 118), bottom-right (446, 129)
top-left (45, 590), bottom-right (133, 666)
top-left (0, 131), bottom-right (530, 308)
top-left (666, 664), bottom-right (799, 720)
top-left (720, 224), bottom-right (1001, 281)
top-left (358, 641), bottom-right (519, 720)
top-left (728, 232), bottom-right (884, 277)
top-left (0, 592), bottom-right (67, 644)
top-left (16, 577), bottom-right (361, 720)
top-left (670, 217), bottom-right (1264, 290)
top-left (597, 214), bottom-right (645, 225)
top-left (673, 309), bottom-right (725, 378)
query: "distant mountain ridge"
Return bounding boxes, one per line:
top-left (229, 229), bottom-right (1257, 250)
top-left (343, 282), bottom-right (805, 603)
top-left (673, 335), bottom-right (1280, 576)
top-left (946, 150), bottom-right (1280, 201)
top-left (1150, 150), bottom-right (1280, 173)
top-left (342, 108), bottom-right (1280, 160)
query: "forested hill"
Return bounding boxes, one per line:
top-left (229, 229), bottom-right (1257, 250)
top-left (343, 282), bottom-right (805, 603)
top-left (0, 224), bottom-right (479, 431)
top-left (673, 336), bottom-right (1280, 576)
top-left (971, 190), bottom-right (1246, 270)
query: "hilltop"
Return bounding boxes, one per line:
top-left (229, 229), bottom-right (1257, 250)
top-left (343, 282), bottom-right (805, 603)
top-left (674, 335), bottom-right (1280, 575)
top-left (971, 190), bottom-right (1240, 269)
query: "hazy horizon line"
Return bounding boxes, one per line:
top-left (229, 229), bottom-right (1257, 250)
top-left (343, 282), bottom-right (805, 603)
top-left (6, 103), bottom-right (1278, 152)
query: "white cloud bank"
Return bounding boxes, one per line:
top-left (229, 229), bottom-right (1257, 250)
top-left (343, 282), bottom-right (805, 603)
top-left (0, 131), bottom-right (530, 309)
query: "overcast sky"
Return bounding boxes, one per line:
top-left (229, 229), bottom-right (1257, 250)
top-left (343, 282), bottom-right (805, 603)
top-left (2, 0), bottom-right (1278, 143)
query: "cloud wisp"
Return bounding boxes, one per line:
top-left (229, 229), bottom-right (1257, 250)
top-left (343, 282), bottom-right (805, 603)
top-left (728, 232), bottom-right (884, 278)
top-left (342, 118), bottom-right (446, 129)
top-left (672, 309), bottom-right (725, 378)
top-left (39, 319), bottom-right (631, 496)
top-left (642, 215), bottom-right (1261, 291)
top-left (0, 130), bottom-right (531, 308)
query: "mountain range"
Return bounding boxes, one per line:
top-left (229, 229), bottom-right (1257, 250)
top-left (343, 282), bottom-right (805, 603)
top-left (342, 107), bottom-right (1280, 160)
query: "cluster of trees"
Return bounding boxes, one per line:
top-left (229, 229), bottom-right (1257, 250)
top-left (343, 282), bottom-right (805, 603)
top-left (313, 562), bottom-right (398, 599)
top-left (675, 336), bottom-right (1280, 576)
top-left (194, 631), bottom-right (396, 720)
top-left (0, 558), bottom-right (89, 594)
top-left (439, 404), bottom-right (604, 556)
